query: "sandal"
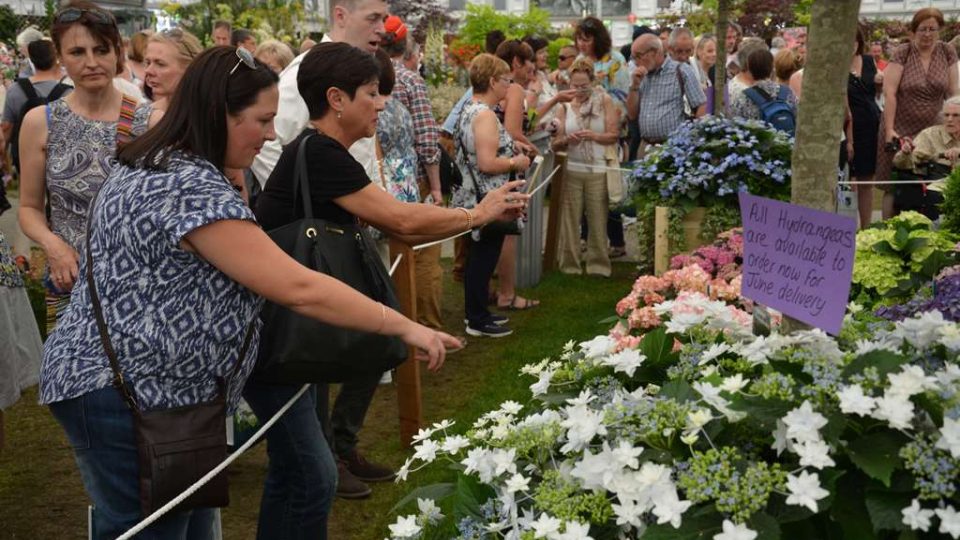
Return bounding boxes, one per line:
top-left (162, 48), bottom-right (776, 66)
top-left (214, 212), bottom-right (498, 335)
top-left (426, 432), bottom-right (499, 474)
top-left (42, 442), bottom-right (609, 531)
top-left (498, 295), bottom-right (540, 311)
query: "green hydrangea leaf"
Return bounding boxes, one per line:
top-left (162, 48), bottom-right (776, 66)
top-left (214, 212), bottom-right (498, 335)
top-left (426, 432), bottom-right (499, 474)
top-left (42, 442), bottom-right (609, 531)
top-left (846, 430), bottom-right (909, 487)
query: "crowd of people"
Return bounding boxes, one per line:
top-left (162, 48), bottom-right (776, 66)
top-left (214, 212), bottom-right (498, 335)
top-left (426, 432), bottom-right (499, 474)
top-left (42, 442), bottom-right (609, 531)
top-left (0, 0), bottom-right (959, 538)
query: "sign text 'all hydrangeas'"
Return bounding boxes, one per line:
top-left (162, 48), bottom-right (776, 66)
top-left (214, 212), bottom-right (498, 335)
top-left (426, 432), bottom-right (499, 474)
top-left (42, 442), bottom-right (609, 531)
top-left (739, 193), bottom-right (856, 334)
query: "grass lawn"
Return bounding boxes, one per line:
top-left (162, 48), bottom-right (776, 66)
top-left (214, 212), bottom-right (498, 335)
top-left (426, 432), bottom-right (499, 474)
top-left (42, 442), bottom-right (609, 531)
top-left (0, 261), bottom-right (636, 540)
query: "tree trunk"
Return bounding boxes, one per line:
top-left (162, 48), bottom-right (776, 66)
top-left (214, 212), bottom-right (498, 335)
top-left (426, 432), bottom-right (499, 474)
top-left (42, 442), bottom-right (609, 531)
top-left (713, 0), bottom-right (730, 115)
top-left (782, 0), bottom-right (861, 333)
top-left (790, 0), bottom-right (861, 210)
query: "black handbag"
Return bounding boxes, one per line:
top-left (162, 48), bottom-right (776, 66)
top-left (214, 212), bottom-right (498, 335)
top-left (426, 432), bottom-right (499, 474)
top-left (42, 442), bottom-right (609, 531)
top-left (84, 218), bottom-right (254, 516)
top-left (254, 133), bottom-right (408, 384)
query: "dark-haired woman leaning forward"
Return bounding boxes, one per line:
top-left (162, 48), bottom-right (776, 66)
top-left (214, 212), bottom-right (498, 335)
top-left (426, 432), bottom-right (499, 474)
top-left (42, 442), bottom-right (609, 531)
top-left (252, 42), bottom-right (528, 539)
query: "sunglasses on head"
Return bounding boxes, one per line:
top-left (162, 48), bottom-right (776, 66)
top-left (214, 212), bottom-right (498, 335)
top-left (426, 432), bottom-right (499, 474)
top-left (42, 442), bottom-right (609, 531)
top-left (55, 7), bottom-right (114, 25)
top-left (160, 28), bottom-right (184, 38)
top-left (229, 47), bottom-right (257, 76)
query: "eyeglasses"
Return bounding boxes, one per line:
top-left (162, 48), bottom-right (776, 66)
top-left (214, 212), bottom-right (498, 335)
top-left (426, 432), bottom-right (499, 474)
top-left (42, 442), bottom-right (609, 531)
top-left (55, 7), bottom-right (114, 25)
top-left (558, 54), bottom-right (574, 61)
top-left (229, 47), bottom-right (257, 76)
top-left (916, 26), bottom-right (940, 34)
top-left (632, 48), bottom-right (655, 60)
top-left (499, 76), bottom-right (514, 85)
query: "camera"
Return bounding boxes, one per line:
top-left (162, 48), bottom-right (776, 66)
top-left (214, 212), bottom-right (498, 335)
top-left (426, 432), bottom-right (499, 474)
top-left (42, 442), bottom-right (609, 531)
top-left (884, 137), bottom-right (901, 153)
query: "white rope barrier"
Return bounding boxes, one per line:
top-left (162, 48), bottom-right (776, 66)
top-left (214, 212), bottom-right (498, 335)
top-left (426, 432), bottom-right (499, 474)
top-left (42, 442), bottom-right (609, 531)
top-left (528, 166), bottom-right (560, 198)
top-left (116, 383), bottom-right (312, 540)
top-left (564, 161), bottom-right (635, 173)
top-left (841, 179), bottom-right (945, 185)
top-left (389, 253), bottom-right (404, 275)
top-left (412, 229), bottom-right (472, 252)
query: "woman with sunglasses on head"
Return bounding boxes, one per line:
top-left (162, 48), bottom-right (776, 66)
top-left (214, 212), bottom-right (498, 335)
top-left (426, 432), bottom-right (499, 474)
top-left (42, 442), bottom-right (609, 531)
top-left (17, 1), bottom-right (150, 335)
top-left (575, 16), bottom-right (631, 108)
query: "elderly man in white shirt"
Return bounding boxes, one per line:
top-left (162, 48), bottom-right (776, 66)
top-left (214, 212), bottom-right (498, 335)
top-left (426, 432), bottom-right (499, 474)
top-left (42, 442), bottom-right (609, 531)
top-left (250, 0), bottom-right (397, 502)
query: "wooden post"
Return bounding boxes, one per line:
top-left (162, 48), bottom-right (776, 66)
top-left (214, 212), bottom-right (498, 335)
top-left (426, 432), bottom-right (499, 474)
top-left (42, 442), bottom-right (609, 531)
top-left (389, 240), bottom-right (421, 447)
top-left (543, 152), bottom-right (566, 272)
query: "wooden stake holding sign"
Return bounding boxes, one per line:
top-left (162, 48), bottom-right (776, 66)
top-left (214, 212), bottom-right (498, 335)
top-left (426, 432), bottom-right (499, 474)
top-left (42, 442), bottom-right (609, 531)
top-left (389, 239), bottom-right (422, 446)
top-left (543, 152), bottom-right (567, 272)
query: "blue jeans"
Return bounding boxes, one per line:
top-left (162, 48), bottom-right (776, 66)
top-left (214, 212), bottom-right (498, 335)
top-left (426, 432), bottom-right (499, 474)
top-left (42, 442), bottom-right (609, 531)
top-left (242, 381), bottom-right (337, 540)
top-left (49, 387), bottom-right (217, 540)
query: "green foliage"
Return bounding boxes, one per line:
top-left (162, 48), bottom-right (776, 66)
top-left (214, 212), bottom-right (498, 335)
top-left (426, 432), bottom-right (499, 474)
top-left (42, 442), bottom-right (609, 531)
top-left (177, 0), bottom-right (310, 47)
top-left (546, 37), bottom-right (573, 71)
top-left (457, 4), bottom-right (551, 47)
top-left (846, 431), bottom-right (909, 488)
top-left (941, 167), bottom-right (960, 236)
top-left (0, 5), bottom-right (19, 45)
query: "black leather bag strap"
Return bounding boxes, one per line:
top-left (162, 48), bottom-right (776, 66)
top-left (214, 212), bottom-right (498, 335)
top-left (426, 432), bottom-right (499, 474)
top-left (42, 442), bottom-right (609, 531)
top-left (84, 191), bottom-right (256, 413)
top-left (294, 133), bottom-right (315, 220)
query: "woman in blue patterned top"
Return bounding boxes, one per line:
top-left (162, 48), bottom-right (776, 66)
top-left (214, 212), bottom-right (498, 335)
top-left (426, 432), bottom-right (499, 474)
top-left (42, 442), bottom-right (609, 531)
top-left (40, 46), bottom-right (461, 540)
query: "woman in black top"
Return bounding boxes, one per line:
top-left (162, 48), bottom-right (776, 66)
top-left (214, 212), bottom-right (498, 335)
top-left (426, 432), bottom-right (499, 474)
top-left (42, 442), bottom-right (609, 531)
top-left (845, 27), bottom-right (882, 229)
top-left (251, 43), bottom-right (527, 539)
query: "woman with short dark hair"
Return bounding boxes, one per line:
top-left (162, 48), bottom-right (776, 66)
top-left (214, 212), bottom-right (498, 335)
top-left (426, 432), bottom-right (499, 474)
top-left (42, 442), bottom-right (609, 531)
top-left (253, 42), bottom-right (526, 537)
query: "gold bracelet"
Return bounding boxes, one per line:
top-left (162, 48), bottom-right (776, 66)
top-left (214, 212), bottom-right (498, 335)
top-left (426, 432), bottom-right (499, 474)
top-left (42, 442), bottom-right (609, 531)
top-left (375, 302), bottom-right (386, 334)
top-left (457, 206), bottom-right (474, 230)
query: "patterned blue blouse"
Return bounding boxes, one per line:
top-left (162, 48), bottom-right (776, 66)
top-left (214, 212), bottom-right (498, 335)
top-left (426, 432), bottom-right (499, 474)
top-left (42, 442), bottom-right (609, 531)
top-left (40, 151), bottom-right (263, 412)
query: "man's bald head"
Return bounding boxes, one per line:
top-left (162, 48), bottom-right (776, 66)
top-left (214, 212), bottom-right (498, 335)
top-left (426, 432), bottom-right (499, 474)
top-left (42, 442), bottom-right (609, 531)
top-left (631, 34), bottom-right (663, 69)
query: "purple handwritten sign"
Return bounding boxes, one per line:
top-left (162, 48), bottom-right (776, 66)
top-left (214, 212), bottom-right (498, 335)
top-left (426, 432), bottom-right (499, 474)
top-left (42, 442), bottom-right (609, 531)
top-left (738, 193), bottom-right (857, 335)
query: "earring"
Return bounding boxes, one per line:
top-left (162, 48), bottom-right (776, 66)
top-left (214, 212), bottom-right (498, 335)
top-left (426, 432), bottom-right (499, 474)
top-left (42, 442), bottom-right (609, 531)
top-left (336, 111), bottom-right (342, 119)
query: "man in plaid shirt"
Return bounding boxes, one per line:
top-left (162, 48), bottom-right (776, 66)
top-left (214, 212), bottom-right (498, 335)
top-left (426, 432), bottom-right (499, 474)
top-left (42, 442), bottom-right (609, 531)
top-left (384, 17), bottom-right (447, 332)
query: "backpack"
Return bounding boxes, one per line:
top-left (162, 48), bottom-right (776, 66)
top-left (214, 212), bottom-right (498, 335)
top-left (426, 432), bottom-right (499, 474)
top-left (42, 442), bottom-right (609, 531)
top-left (11, 78), bottom-right (72, 169)
top-left (743, 84), bottom-right (796, 136)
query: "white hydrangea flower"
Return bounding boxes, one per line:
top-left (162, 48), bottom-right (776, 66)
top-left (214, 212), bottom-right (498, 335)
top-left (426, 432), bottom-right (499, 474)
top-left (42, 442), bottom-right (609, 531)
top-left (602, 349), bottom-right (646, 377)
top-left (782, 401), bottom-right (828, 444)
top-left (499, 400), bottom-right (524, 415)
top-left (935, 505), bottom-right (960, 539)
top-left (771, 420), bottom-right (793, 456)
top-left (530, 370), bottom-right (555, 397)
top-left (902, 499), bottom-right (934, 532)
top-left (396, 457), bottom-right (414, 482)
top-left (579, 335), bottom-right (617, 358)
top-left (795, 439), bottom-right (836, 469)
top-left (388, 515), bottom-right (422, 539)
top-left (413, 439), bottom-right (440, 464)
top-left (837, 384), bottom-right (876, 416)
top-left (693, 381), bottom-right (745, 421)
top-left (887, 365), bottom-right (937, 399)
top-left (720, 374), bottom-right (748, 393)
top-left (557, 521), bottom-right (593, 540)
top-left (560, 404), bottom-right (607, 454)
top-left (651, 489), bottom-right (692, 528)
top-left (505, 473), bottom-right (531, 493)
top-left (936, 417), bottom-right (960, 458)
top-left (714, 519), bottom-right (758, 540)
top-left (700, 342), bottom-right (731, 364)
top-left (872, 392), bottom-right (915, 431)
top-left (530, 513), bottom-right (562, 538)
top-left (612, 497), bottom-right (646, 529)
top-left (411, 426), bottom-right (437, 443)
top-left (785, 470), bottom-right (830, 512)
top-left (440, 435), bottom-right (471, 454)
top-left (416, 498), bottom-right (444, 525)
top-left (665, 312), bottom-right (708, 334)
top-left (431, 419), bottom-right (455, 431)
top-left (939, 324), bottom-right (960, 351)
top-left (461, 447), bottom-right (496, 482)
top-left (891, 311), bottom-right (950, 350)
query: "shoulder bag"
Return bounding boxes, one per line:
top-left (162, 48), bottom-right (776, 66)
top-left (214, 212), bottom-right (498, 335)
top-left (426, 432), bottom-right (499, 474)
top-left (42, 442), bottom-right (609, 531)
top-left (254, 133), bottom-right (407, 384)
top-left (455, 124), bottom-right (521, 239)
top-left (84, 208), bottom-right (255, 516)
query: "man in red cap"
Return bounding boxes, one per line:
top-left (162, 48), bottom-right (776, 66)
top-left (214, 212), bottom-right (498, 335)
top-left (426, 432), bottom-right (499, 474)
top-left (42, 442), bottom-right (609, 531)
top-left (251, 0), bottom-right (399, 502)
